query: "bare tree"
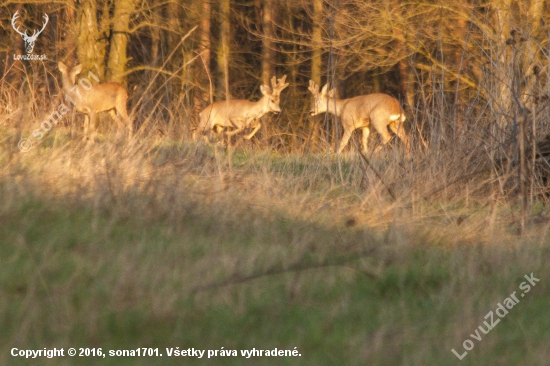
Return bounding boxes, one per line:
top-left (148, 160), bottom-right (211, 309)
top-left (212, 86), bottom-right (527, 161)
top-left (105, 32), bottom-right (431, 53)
top-left (199, 0), bottom-right (212, 106)
top-left (107, 0), bottom-right (136, 84)
top-left (76, 0), bottom-right (106, 78)
top-left (261, 0), bottom-right (275, 86)
top-left (217, 0), bottom-right (230, 99)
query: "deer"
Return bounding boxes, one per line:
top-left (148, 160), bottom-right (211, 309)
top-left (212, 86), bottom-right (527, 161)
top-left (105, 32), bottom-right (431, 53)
top-left (12, 11), bottom-right (48, 54)
top-left (57, 62), bottom-right (131, 135)
top-left (308, 80), bottom-right (410, 155)
top-left (195, 75), bottom-right (289, 142)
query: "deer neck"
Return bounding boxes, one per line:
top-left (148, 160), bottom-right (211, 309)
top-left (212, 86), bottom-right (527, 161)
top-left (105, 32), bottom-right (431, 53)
top-left (60, 75), bottom-right (75, 94)
top-left (254, 95), bottom-right (271, 118)
top-left (326, 97), bottom-right (344, 117)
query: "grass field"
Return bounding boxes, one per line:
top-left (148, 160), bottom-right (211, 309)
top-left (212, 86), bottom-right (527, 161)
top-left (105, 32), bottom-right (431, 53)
top-left (1, 130), bottom-right (549, 365)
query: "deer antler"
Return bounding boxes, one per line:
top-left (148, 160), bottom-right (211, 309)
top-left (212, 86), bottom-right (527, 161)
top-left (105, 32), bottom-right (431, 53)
top-left (308, 80), bottom-right (320, 95)
top-left (11, 11), bottom-right (27, 37)
top-left (271, 75), bottom-right (289, 95)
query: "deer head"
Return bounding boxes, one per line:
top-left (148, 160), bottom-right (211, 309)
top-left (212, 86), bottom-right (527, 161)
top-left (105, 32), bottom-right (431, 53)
top-left (308, 80), bottom-right (335, 116)
top-left (261, 75), bottom-right (289, 114)
top-left (12, 11), bottom-right (49, 54)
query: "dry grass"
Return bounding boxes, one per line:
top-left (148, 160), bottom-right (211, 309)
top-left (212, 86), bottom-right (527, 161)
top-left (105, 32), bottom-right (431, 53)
top-left (1, 116), bottom-right (550, 365)
top-left (2, 53), bottom-right (550, 363)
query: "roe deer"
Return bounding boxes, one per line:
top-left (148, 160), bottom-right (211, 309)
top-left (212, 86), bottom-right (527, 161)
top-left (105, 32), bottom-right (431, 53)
top-left (58, 62), bottom-right (131, 135)
top-left (308, 80), bottom-right (410, 155)
top-left (195, 75), bottom-right (289, 141)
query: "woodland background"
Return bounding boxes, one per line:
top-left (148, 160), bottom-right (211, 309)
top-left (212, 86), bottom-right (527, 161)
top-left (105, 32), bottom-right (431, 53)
top-left (1, 1), bottom-right (550, 365)
top-left (1, 0), bottom-right (549, 152)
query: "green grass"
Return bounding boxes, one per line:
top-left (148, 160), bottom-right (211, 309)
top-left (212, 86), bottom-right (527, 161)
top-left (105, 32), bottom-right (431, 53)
top-left (1, 136), bottom-right (549, 365)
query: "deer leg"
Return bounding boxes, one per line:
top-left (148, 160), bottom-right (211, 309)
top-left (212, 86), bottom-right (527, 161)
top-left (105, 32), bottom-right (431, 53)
top-left (108, 110), bottom-right (122, 133)
top-left (91, 111), bottom-right (98, 134)
top-left (115, 93), bottom-right (131, 136)
top-left (193, 125), bottom-right (209, 143)
top-left (370, 111), bottom-right (391, 152)
top-left (244, 121), bottom-right (261, 140)
top-left (361, 127), bottom-right (370, 153)
top-left (379, 129), bottom-right (392, 144)
top-left (337, 128), bottom-right (354, 154)
top-left (83, 114), bottom-right (90, 135)
top-left (224, 117), bottom-right (247, 137)
top-left (389, 121), bottom-right (410, 155)
top-left (206, 125), bottom-right (224, 144)
top-left (225, 126), bottom-right (245, 137)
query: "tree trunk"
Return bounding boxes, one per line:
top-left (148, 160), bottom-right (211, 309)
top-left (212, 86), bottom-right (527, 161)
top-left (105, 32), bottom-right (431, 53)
top-left (76, 0), bottom-right (105, 78)
top-left (106, 0), bottom-right (135, 84)
top-left (261, 0), bottom-right (275, 85)
top-left (311, 0), bottom-right (323, 86)
top-left (64, 0), bottom-right (76, 67)
top-left (494, 0), bottom-right (513, 146)
top-left (309, 0), bottom-right (323, 152)
top-left (199, 0), bottom-right (212, 106)
top-left (217, 0), bottom-right (231, 100)
top-left (166, 0), bottom-right (182, 137)
top-left (523, 0), bottom-right (544, 107)
top-left (392, 10), bottom-right (414, 110)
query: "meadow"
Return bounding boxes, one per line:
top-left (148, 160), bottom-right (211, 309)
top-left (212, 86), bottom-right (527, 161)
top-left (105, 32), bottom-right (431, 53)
top-left (3, 0), bottom-right (550, 364)
top-left (1, 123), bottom-right (549, 365)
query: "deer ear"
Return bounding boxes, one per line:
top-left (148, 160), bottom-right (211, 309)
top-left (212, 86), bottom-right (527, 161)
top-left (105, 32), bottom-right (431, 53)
top-left (72, 64), bottom-right (83, 75)
top-left (58, 62), bottom-right (67, 72)
top-left (260, 85), bottom-right (273, 96)
top-left (320, 83), bottom-right (329, 96)
top-left (328, 88), bottom-right (336, 98)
